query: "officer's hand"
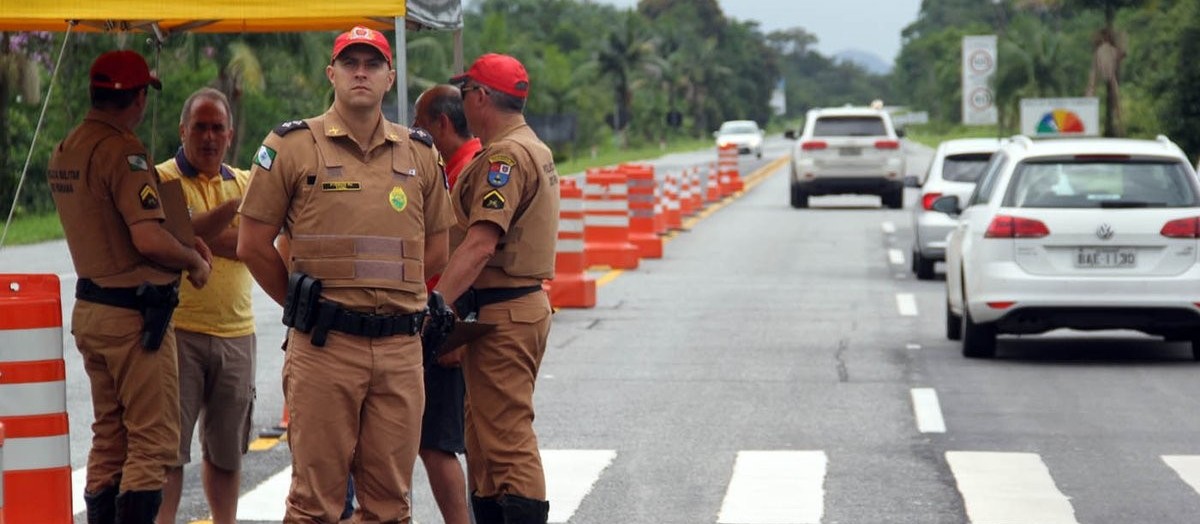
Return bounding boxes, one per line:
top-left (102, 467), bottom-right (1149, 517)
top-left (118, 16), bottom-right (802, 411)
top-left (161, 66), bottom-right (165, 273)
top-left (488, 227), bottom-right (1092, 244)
top-left (436, 345), bottom-right (465, 368)
top-left (194, 237), bottom-right (213, 266)
top-left (187, 253), bottom-right (212, 289)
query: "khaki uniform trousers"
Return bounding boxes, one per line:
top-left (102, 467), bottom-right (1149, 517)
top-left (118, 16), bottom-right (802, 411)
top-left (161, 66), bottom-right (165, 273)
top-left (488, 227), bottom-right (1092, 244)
top-left (463, 291), bottom-right (553, 500)
top-left (282, 329), bottom-right (424, 523)
top-left (72, 300), bottom-right (181, 493)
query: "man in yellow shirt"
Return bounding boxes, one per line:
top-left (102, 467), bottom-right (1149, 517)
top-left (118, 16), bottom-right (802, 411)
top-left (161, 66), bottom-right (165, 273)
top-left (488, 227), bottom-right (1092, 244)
top-left (154, 87), bottom-right (255, 524)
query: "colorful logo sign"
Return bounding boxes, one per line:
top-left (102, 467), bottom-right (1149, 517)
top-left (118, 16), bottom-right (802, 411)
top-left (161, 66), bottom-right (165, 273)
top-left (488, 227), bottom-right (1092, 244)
top-left (1036, 109), bottom-right (1086, 134)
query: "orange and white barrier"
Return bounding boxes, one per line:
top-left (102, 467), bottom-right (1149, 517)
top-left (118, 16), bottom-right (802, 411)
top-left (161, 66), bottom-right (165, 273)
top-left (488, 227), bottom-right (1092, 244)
top-left (0, 274), bottom-right (73, 523)
top-left (705, 162), bottom-right (721, 203)
top-left (622, 164), bottom-right (663, 259)
top-left (583, 168), bottom-right (639, 269)
top-left (717, 144), bottom-right (743, 196)
top-left (678, 167), bottom-right (698, 217)
top-left (548, 177), bottom-right (597, 307)
top-left (662, 171), bottom-right (684, 231)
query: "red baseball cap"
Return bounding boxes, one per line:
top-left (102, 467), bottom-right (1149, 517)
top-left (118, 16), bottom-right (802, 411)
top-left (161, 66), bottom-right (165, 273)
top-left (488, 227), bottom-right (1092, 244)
top-left (331, 26), bottom-right (393, 66)
top-left (90, 50), bottom-right (161, 91)
top-left (450, 53), bottom-right (529, 99)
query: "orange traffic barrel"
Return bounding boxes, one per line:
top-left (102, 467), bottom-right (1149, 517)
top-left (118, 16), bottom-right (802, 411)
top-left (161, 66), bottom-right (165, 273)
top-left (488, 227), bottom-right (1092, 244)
top-left (704, 162), bottom-right (722, 203)
top-left (0, 274), bottom-right (73, 523)
top-left (583, 168), bottom-right (640, 269)
top-left (678, 167), bottom-right (698, 217)
top-left (621, 163), bottom-right (663, 259)
top-left (717, 144), bottom-right (743, 196)
top-left (548, 177), bottom-right (597, 307)
top-left (662, 171), bottom-right (684, 231)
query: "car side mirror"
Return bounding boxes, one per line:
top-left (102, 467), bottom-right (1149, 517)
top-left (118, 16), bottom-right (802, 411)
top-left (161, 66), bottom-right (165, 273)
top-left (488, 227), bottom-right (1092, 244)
top-left (712, 130), bottom-right (720, 138)
top-left (930, 195), bottom-right (961, 216)
top-left (903, 175), bottom-right (921, 188)
top-left (895, 128), bottom-right (906, 138)
top-left (784, 130), bottom-right (796, 140)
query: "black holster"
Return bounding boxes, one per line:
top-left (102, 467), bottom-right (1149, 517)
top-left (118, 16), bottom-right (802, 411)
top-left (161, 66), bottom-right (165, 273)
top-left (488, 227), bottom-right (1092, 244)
top-left (136, 282), bottom-right (179, 351)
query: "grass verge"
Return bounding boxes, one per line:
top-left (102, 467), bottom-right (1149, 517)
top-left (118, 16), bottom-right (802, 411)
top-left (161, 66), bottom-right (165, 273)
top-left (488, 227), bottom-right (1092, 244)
top-left (904, 122), bottom-right (1007, 148)
top-left (1, 212), bottom-right (64, 247)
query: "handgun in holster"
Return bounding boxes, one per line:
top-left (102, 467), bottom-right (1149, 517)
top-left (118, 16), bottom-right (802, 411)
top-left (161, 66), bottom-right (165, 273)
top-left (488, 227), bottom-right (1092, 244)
top-left (453, 288), bottom-right (479, 322)
top-left (136, 282), bottom-right (179, 351)
top-left (421, 291), bottom-right (457, 365)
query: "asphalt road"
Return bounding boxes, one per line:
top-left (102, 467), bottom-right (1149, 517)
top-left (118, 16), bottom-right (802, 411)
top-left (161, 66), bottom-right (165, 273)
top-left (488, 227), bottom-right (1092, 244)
top-left (6, 136), bottom-right (1200, 523)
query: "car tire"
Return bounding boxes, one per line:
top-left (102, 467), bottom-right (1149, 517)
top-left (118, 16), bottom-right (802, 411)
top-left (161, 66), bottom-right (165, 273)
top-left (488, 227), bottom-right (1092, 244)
top-left (962, 306), bottom-right (996, 358)
top-left (914, 250), bottom-right (936, 280)
top-left (946, 299), bottom-right (962, 341)
top-left (790, 184), bottom-right (808, 209)
top-left (1190, 336), bottom-right (1200, 361)
top-left (882, 187), bottom-right (903, 209)
top-left (756, 149), bottom-right (763, 159)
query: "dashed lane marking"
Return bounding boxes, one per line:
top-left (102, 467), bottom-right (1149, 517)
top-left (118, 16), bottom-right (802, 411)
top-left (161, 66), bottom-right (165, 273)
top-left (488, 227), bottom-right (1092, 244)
top-left (718, 450), bottom-right (827, 524)
top-left (947, 451), bottom-right (1079, 524)
top-left (881, 221), bottom-right (896, 234)
top-left (888, 248), bottom-right (905, 266)
top-left (911, 388), bottom-right (946, 433)
top-left (896, 293), bottom-right (918, 316)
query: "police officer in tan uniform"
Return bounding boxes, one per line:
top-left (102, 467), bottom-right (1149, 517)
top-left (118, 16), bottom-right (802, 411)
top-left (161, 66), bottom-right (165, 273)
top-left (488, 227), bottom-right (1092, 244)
top-left (237, 26), bottom-right (454, 522)
top-left (438, 53), bottom-right (559, 524)
top-left (48, 50), bottom-right (212, 524)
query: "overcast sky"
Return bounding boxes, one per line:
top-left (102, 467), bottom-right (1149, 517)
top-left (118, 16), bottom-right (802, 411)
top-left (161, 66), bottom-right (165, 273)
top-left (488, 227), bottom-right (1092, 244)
top-left (592, 0), bottom-right (923, 64)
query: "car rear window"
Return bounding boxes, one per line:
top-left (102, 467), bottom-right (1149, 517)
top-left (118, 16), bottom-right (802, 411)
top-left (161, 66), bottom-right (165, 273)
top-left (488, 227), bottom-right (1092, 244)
top-left (812, 117), bottom-right (887, 137)
top-left (720, 123), bottom-right (759, 134)
top-left (1003, 160), bottom-right (1199, 208)
top-left (942, 153), bottom-right (993, 183)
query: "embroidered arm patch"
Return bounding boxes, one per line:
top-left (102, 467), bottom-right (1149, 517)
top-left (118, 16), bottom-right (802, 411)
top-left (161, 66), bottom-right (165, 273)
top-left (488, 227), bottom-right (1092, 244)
top-left (139, 183), bottom-right (160, 209)
top-left (272, 120), bottom-right (309, 136)
top-left (482, 189), bottom-right (505, 210)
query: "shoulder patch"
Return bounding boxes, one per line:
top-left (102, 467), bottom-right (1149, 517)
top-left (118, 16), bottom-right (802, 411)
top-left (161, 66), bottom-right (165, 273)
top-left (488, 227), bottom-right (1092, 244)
top-left (127, 154), bottom-right (149, 172)
top-left (272, 120), bottom-right (309, 136)
top-left (254, 145), bottom-right (277, 171)
top-left (139, 183), bottom-right (160, 210)
top-left (482, 189), bottom-right (506, 210)
top-left (409, 128), bottom-right (434, 147)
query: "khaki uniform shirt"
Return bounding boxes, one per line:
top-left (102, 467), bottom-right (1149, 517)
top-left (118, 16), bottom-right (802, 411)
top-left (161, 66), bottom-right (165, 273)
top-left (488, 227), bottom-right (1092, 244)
top-left (240, 108), bottom-right (455, 313)
top-left (451, 123), bottom-right (559, 288)
top-left (48, 111), bottom-right (177, 287)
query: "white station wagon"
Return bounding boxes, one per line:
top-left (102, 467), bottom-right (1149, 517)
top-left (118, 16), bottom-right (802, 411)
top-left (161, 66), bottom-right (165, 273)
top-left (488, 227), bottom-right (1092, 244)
top-left (937, 135), bottom-right (1200, 358)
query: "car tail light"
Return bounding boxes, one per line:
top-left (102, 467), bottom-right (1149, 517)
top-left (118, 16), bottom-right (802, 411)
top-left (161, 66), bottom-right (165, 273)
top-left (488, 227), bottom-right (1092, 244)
top-left (986, 301), bottom-right (1015, 309)
top-left (985, 215), bottom-right (1050, 238)
top-left (921, 192), bottom-right (943, 211)
top-left (801, 140), bottom-right (827, 151)
top-left (1160, 217), bottom-right (1200, 238)
top-left (875, 140), bottom-right (901, 150)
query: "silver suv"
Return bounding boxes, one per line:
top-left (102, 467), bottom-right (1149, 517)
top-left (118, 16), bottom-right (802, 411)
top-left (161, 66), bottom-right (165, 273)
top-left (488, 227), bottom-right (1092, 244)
top-left (787, 107), bottom-right (906, 208)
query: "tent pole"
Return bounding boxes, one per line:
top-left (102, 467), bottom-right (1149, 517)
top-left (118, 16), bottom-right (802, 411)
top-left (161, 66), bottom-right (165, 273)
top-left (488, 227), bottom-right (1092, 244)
top-left (0, 22), bottom-right (76, 253)
top-left (394, 17), bottom-right (408, 124)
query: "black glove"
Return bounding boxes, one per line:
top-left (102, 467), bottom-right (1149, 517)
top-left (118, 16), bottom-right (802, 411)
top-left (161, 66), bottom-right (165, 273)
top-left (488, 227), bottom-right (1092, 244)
top-left (421, 291), bottom-right (457, 365)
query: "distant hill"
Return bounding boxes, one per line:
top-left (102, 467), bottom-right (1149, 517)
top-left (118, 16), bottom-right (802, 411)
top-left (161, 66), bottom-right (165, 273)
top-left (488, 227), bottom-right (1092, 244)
top-left (833, 49), bottom-right (891, 76)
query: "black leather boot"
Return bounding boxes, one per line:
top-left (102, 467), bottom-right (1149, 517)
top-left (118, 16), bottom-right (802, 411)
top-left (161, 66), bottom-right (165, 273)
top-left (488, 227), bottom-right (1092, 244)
top-left (84, 483), bottom-right (119, 524)
top-left (114, 490), bottom-right (163, 524)
top-left (471, 493), bottom-right (504, 524)
top-left (498, 494), bottom-right (549, 524)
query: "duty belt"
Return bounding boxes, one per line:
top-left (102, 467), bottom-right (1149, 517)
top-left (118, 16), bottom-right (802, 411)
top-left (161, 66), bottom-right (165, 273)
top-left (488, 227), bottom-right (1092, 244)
top-left (75, 278), bottom-right (175, 310)
top-left (474, 285), bottom-right (543, 308)
top-left (325, 302), bottom-right (425, 338)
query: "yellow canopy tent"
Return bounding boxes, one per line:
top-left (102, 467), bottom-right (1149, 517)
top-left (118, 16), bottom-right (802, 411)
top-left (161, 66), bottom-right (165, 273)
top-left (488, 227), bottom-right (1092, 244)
top-left (0, 0), bottom-right (404, 33)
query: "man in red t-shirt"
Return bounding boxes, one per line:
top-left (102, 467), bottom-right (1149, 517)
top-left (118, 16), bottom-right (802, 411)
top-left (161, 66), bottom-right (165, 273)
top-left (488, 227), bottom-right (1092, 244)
top-left (411, 83), bottom-right (483, 524)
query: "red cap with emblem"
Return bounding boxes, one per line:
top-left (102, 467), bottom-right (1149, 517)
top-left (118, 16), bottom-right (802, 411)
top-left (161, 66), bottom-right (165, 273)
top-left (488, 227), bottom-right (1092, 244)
top-left (90, 50), bottom-right (161, 91)
top-left (450, 53), bottom-right (529, 99)
top-left (331, 26), bottom-right (393, 66)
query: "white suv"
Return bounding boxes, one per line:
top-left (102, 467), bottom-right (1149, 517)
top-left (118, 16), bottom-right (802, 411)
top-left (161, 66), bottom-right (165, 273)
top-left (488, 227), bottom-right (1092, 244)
top-left (938, 135), bottom-right (1200, 358)
top-left (787, 107), bottom-right (906, 209)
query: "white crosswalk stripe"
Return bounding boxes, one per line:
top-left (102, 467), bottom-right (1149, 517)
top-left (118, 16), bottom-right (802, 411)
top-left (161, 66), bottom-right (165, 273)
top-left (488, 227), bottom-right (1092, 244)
top-left (236, 465), bottom-right (292, 521)
top-left (717, 450), bottom-right (827, 524)
top-left (544, 449), bottom-right (617, 523)
top-left (946, 451), bottom-right (1079, 524)
top-left (1163, 455), bottom-right (1200, 496)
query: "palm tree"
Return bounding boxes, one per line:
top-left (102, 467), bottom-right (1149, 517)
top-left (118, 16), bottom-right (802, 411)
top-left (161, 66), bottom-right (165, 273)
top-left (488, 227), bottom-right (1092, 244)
top-left (593, 11), bottom-right (664, 147)
top-left (993, 14), bottom-right (1075, 132)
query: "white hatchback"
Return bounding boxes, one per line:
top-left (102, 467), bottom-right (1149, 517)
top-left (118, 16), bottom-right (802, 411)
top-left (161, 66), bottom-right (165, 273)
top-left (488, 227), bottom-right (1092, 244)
top-left (911, 138), bottom-right (1004, 279)
top-left (938, 136), bottom-right (1200, 358)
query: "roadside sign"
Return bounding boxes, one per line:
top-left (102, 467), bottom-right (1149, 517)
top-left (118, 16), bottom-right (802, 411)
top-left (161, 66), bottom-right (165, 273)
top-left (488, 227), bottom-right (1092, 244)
top-left (961, 35), bottom-right (998, 126)
top-left (1019, 98), bottom-right (1100, 137)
